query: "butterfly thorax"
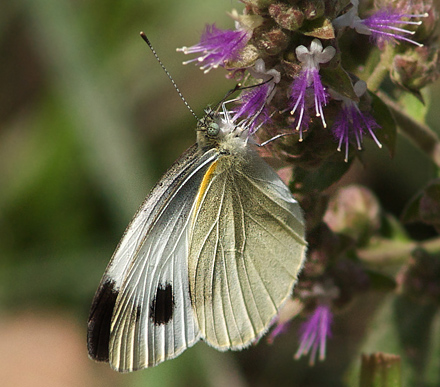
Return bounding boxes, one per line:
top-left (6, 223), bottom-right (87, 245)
top-left (196, 109), bottom-right (254, 167)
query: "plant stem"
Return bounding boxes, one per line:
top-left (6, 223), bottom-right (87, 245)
top-left (358, 236), bottom-right (440, 267)
top-left (367, 45), bottom-right (395, 92)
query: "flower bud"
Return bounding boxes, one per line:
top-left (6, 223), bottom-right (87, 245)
top-left (360, 353), bottom-right (402, 387)
top-left (302, 0), bottom-right (325, 20)
top-left (324, 185), bottom-right (381, 245)
top-left (268, 3), bottom-right (304, 31)
top-left (225, 44), bottom-right (260, 69)
top-left (253, 27), bottom-right (290, 56)
top-left (391, 47), bottom-right (440, 92)
top-left (241, 0), bottom-right (274, 12)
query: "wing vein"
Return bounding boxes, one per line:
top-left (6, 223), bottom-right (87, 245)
top-left (233, 175), bottom-right (259, 336)
top-left (220, 175), bottom-right (243, 345)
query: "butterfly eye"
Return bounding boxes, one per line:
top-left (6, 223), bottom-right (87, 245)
top-left (207, 122), bottom-right (220, 137)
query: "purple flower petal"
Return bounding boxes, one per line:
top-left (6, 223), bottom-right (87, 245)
top-left (231, 59), bottom-right (280, 134)
top-left (289, 70), bottom-right (309, 133)
top-left (177, 24), bottom-right (251, 73)
top-left (289, 68), bottom-right (328, 139)
top-left (294, 305), bottom-right (333, 366)
top-left (233, 82), bottom-right (272, 133)
top-left (288, 39), bottom-right (334, 138)
top-left (332, 102), bottom-right (381, 161)
top-left (333, 1), bottom-right (427, 48)
top-left (312, 69), bottom-right (329, 127)
top-left (362, 8), bottom-right (426, 47)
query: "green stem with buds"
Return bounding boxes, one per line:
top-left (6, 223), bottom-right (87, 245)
top-left (367, 45), bottom-right (395, 93)
top-left (358, 236), bottom-right (440, 268)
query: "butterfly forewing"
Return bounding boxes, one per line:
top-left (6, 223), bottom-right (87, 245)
top-left (187, 149), bottom-right (306, 350)
top-left (88, 146), bottom-right (219, 371)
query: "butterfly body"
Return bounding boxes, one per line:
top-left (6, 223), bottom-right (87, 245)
top-left (88, 109), bottom-right (307, 371)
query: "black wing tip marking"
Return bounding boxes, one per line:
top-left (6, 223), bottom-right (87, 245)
top-left (149, 283), bottom-right (174, 325)
top-left (87, 279), bottom-right (118, 362)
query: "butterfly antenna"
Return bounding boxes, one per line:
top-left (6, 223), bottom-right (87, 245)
top-left (140, 32), bottom-right (198, 120)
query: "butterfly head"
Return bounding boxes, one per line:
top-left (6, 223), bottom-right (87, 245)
top-left (196, 106), bottom-right (251, 153)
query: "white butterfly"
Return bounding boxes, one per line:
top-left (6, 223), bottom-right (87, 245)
top-left (87, 106), bottom-right (307, 371)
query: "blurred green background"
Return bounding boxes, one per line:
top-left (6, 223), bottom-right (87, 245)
top-left (1, 0), bottom-right (440, 386)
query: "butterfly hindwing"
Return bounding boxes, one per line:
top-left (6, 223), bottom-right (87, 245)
top-left (187, 149), bottom-right (306, 350)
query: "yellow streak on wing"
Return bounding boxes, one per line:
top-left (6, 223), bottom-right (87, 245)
top-left (194, 160), bottom-right (218, 214)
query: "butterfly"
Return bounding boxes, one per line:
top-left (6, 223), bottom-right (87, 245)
top-left (87, 105), bottom-right (307, 372)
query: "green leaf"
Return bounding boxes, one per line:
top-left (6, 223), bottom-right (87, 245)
top-left (402, 178), bottom-right (440, 231)
top-left (380, 214), bottom-right (409, 241)
top-left (300, 17), bottom-right (335, 39)
top-left (321, 65), bottom-right (358, 101)
top-left (401, 195), bottom-right (422, 223)
top-left (291, 158), bottom-right (352, 194)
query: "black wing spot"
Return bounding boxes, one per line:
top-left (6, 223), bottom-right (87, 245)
top-left (87, 279), bottom-right (118, 362)
top-left (149, 283), bottom-right (174, 325)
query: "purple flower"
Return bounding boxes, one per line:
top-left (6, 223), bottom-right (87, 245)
top-left (330, 80), bottom-right (382, 162)
top-left (333, 0), bottom-right (428, 47)
top-left (294, 304), bottom-right (333, 366)
top-left (233, 85), bottom-right (271, 133)
top-left (177, 24), bottom-right (251, 73)
top-left (289, 39), bottom-right (335, 141)
top-left (233, 59), bottom-right (280, 133)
